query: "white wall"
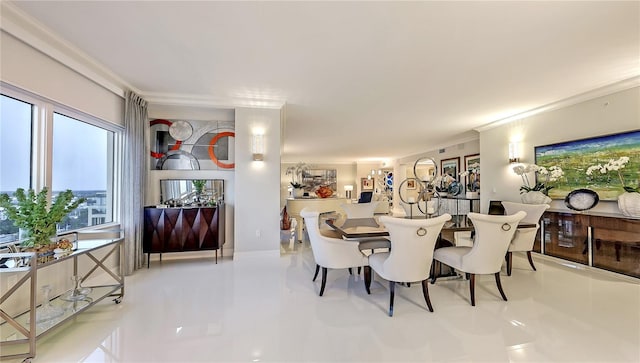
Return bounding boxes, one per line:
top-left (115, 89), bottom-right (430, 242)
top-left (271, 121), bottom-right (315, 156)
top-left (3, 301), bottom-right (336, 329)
top-left (234, 107), bottom-right (283, 258)
top-left (480, 86), bottom-right (639, 214)
top-left (0, 31), bottom-right (124, 125)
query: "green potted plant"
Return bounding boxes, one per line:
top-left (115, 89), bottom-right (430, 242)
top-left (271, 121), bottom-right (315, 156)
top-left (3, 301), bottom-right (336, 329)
top-left (0, 187), bottom-right (85, 248)
top-left (192, 179), bottom-right (206, 195)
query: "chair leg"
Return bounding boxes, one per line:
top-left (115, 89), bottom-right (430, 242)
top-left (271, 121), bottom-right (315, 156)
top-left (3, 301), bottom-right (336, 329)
top-left (364, 266), bottom-right (372, 294)
top-left (469, 274), bottom-right (476, 306)
top-left (526, 251), bottom-right (537, 271)
top-left (430, 261), bottom-right (439, 284)
top-left (421, 279), bottom-right (434, 312)
top-left (313, 264), bottom-right (320, 281)
top-left (388, 281), bottom-right (395, 317)
top-left (348, 268), bottom-right (353, 275)
top-left (507, 251), bottom-right (513, 276)
top-left (495, 272), bottom-right (508, 301)
top-left (319, 267), bottom-right (328, 296)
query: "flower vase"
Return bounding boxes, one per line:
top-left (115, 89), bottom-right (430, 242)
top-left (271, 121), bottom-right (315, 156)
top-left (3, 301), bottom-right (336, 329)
top-left (293, 188), bottom-right (304, 198)
top-left (617, 192), bottom-right (640, 217)
top-left (521, 191), bottom-right (552, 204)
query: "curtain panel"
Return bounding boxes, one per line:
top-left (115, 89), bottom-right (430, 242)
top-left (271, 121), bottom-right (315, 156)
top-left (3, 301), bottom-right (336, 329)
top-left (123, 91), bottom-right (148, 275)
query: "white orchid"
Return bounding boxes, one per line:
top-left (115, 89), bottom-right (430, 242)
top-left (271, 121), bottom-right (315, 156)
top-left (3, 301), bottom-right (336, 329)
top-left (513, 163), bottom-right (564, 195)
top-left (586, 156), bottom-right (637, 192)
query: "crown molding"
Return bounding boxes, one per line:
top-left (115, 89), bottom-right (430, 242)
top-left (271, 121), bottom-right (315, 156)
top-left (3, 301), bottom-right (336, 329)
top-left (1, 1), bottom-right (136, 98)
top-left (142, 92), bottom-right (286, 110)
top-left (475, 76), bottom-right (640, 133)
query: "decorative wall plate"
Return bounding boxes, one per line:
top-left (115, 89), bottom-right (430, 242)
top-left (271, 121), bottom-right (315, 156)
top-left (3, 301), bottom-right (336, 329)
top-left (564, 189), bottom-right (599, 211)
top-left (168, 120), bottom-right (193, 141)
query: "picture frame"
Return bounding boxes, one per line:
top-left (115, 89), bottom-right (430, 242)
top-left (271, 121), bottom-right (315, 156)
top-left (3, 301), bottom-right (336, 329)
top-left (464, 153), bottom-right (480, 191)
top-left (440, 157), bottom-right (460, 181)
top-left (361, 178), bottom-right (374, 191)
top-left (406, 179), bottom-right (416, 190)
top-left (535, 129), bottom-right (640, 200)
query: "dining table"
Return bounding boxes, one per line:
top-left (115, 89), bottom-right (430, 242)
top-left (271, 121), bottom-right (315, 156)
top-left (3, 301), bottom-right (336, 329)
top-left (326, 214), bottom-right (537, 240)
top-left (325, 214), bottom-right (538, 279)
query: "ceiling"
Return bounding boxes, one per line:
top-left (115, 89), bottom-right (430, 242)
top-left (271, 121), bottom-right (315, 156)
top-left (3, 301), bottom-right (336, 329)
top-left (8, 1), bottom-right (640, 163)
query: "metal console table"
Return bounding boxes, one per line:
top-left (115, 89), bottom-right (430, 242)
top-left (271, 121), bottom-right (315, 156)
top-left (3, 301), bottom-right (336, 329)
top-left (0, 237), bottom-right (124, 361)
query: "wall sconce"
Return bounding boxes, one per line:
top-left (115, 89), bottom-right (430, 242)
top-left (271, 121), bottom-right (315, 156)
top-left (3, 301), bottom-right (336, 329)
top-left (508, 142), bottom-right (520, 163)
top-left (344, 185), bottom-right (353, 199)
top-left (252, 133), bottom-right (264, 161)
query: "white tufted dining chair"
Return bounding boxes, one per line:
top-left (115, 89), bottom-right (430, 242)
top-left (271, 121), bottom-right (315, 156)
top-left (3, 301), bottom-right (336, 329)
top-left (432, 211), bottom-right (526, 306)
top-left (301, 208), bottom-right (369, 296)
top-left (501, 201), bottom-right (550, 275)
top-left (364, 214), bottom-right (451, 316)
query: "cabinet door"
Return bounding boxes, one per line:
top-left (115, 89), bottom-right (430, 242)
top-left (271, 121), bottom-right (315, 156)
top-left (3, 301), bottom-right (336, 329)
top-left (144, 208), bottom-right (165, 253)
top-left (163, 208), bottom-right (183, 252)
top-left (591, 216), bottom-right (640, 278)
top-left (181, 208), bottom-right (200, 251)
top-left (198, 207), bottom-right (219, 250)
top-left (542, 212), bottom-right (589, 265)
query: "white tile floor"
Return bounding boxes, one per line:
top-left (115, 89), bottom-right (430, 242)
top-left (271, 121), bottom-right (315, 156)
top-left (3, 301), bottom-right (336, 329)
top-left (15, 242), bottom-right (640, 362)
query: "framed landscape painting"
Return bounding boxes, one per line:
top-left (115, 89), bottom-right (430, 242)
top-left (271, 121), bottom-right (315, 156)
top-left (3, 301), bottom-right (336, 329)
top-left (535, 130), bottom-right (640, 200)
top-left (441, 157), bottom-right (460, 181)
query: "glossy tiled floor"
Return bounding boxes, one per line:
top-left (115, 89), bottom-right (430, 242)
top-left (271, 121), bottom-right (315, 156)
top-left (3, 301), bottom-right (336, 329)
top-left (19, 242), bottom-right (640, 362)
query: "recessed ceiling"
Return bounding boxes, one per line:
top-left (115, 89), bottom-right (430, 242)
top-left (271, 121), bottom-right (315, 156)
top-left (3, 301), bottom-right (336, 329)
top-left (8, 1), bottom-right (640, 163)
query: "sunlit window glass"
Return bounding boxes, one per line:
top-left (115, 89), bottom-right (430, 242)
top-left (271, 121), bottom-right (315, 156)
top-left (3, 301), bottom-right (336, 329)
top-left (0, 95), bottom-right (32, 242)
top-left (52, 113), bottom-right (113, 231)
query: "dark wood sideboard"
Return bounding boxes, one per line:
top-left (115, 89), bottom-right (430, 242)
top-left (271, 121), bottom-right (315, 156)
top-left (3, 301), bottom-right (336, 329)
top-left (533, 210), bottom-right (640, 278)
top-left (143, 205), bottom-right (225, 267)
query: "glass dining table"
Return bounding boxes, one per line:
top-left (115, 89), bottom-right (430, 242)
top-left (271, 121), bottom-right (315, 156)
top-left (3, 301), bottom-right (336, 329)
top-left (325, 215), bottom-right (536, 243)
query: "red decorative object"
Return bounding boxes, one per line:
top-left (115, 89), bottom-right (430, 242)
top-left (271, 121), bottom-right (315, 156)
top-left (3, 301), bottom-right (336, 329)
top-left (315, 186), bottom-right (333, 198)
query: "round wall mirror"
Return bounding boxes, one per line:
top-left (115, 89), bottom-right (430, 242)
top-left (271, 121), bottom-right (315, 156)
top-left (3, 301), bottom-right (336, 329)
top-left (413, 157), bottom-right (437, 183)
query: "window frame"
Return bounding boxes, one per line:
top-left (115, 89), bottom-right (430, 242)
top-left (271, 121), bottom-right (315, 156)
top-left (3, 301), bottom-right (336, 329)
top-left (1, 82), bottom-right (123, 241)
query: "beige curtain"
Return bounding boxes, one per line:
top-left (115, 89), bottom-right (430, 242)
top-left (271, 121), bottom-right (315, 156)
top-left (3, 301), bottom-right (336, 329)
top-left (122, 91), bottom-right (147, 275)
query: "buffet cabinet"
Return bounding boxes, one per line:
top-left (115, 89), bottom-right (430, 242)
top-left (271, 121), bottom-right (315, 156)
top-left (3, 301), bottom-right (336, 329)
top-left (533, 211), bottom-right (640, 278)
top-left (143, 205), bottom-right (225, 267)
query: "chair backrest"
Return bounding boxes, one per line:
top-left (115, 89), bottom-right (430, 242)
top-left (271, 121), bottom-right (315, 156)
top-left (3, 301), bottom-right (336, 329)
top-left (501, 201), bottom-right (549, 225)
top-left (502, 201), bottom-right (550, 251)
top-left (463, 211), bottom-right (526, 274)
top-left (300, 208), bottom-right (365, 269)
top-left (378, 214), bottom-right (451, 282)
top-left (358, 191), bottom-right (373, 203)
top-left (340, 202), bottom-right (379, 219)
top-left (339, 202), bottom-right (380, 228)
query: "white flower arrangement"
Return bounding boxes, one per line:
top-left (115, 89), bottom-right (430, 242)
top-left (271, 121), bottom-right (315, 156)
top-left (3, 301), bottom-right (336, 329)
top-left (512, 163), bottom-right (564, 195)
top-left (285, 162), bottom-right (309, 189)
top-left (586, 156), bottom-right (638, 193)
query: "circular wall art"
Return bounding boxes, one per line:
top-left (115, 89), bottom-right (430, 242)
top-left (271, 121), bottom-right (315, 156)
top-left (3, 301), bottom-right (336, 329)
top-left (168, 120), bottom-right (193, 141)
top-left (149, 119), bottom-right (182, 159)
top-left (564, 189), bottom-right (599, 211)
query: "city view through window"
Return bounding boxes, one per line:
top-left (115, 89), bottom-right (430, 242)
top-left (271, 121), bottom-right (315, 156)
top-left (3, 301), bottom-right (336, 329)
top-left (0, 94), bottom-right (115, 243)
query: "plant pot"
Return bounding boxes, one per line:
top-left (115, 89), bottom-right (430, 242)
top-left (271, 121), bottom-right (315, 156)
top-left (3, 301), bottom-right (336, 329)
top-left (293, 188), bottom-right (304, 198)
top-left (521, 191), bottom-right (552, 204)
top-left (465, 191), bottom-right (479, 199)
top-left (618, 192), bottom-right (640, 217)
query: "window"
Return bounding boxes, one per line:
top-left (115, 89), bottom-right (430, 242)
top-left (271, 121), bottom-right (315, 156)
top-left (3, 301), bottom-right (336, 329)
top-left (0, 95), bottom-right (33, 242)
top-left (0, 85), bottom-right (121, 243)
top-left (53, 113), bottom-right (115, 232)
